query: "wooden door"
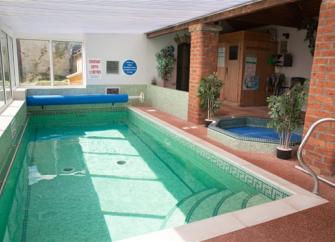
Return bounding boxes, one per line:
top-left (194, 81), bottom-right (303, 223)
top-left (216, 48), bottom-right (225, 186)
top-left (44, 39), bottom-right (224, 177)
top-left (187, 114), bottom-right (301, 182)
top-left (176, 43), bottom-right (190, 91)
top-left (223, 43), bottom-right (240, 103)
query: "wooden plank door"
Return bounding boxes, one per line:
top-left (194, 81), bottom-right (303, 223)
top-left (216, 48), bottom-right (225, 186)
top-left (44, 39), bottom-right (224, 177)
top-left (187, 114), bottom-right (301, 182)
top-left (223, 43), bottom-right (240, 103)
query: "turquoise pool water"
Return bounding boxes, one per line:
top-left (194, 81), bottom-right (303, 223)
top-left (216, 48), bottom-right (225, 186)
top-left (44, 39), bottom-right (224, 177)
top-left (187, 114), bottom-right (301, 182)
top-left (0, 110), bottom-right (289, 241)
top-left (226, 127), bottom-right (302, 143)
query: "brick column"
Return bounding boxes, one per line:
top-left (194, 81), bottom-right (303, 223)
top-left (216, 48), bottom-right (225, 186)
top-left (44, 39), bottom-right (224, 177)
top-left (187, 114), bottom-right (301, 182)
top-left (304, 0), bottom-right (335, 176)
top-left (188, 24), bottom-right (222, 124)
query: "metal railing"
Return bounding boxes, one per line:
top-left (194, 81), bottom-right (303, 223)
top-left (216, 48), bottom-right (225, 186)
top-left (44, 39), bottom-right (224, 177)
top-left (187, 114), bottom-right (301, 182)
top-left (297, 118), bottom-right (335, 194)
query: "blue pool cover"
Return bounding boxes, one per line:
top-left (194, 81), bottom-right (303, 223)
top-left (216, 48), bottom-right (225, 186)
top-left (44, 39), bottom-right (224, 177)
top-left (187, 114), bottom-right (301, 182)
top-left (26, 94), bottom-right (129, 106)
top-left (226, 126), bottom-right (302, 143)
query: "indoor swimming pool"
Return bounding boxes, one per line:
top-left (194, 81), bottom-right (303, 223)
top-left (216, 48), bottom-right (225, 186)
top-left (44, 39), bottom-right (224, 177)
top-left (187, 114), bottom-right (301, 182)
top-left (0, 108), bottom-right (293, 241)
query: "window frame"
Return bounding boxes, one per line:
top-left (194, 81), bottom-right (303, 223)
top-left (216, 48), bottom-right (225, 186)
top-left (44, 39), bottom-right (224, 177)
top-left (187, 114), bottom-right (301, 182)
top-left (16, 37), bottom-right (86, 88)
top-left (0, 30), bottom-right (14, 113)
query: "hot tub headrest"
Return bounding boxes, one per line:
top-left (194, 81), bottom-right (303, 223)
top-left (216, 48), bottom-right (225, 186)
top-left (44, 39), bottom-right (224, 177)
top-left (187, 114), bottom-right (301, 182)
top-left (26, 94), bottom-right (129, 106)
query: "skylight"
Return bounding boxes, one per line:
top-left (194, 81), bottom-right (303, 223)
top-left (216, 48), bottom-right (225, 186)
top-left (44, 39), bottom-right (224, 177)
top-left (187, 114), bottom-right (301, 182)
top-left (0, 0), bottom-right (256, 34)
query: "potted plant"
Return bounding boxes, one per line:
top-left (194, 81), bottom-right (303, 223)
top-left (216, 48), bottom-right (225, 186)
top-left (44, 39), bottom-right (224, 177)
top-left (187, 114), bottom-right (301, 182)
top-left (197, 73), bottom-right (223, 127)
top-left (267, 83), bottom-right (308, 159)
top-left (155, 45), bottom-right (176, 85)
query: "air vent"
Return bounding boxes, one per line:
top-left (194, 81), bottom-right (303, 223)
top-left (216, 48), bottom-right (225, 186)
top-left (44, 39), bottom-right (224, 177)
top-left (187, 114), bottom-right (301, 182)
top-left (106, 61), bottom-right (119, 74)
top-left (106, 87), bottom-right (120, 94)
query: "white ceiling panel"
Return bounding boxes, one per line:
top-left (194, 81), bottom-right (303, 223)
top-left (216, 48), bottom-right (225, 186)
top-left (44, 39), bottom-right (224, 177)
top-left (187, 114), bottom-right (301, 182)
top-left (0, 0), bottom-right (256, 34)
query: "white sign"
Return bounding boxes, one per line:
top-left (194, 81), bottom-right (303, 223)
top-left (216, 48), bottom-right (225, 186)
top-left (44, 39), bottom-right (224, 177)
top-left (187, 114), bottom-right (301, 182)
top-left (88, 59), bottom-right (102, 79)
top-left (217, 47), bottom-right (225, 67)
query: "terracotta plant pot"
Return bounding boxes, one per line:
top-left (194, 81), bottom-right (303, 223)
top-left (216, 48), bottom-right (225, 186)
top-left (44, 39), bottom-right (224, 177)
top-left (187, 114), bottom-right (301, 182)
top-left (276, 147), bottom-right (292, 160)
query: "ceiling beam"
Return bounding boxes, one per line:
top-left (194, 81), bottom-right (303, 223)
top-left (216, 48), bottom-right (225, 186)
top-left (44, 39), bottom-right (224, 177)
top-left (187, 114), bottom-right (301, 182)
top-left (146, 0), bottom-right (301, 38)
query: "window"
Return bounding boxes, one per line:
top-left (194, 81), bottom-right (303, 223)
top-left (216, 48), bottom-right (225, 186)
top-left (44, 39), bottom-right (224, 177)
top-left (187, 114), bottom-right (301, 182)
top-left (1, 31), bottom-right (12, 102)
top-left (17, 39), bottom-right (83, 86)
top-left (17, 39), bottom-right (50, 86)
top-left (0, 30), bottom-right (14, 111)
top-left (53, 41), bottom-right (82, 86)
top-left (0, 45), bottom-right (5, 108)
top-left (229, 45), bottom-right (238, 60)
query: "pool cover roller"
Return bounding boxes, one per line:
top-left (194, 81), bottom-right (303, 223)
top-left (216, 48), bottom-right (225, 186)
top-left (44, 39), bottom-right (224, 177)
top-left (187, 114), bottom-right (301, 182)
top-left (26, 94), bottom-right (129, 106)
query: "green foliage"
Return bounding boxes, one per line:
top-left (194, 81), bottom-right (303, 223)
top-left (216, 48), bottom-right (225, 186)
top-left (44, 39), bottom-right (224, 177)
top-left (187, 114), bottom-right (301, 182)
top-left (197, 73), bottom-right (224, 120)
top-left (155, 45), bottom-right (176, 82)
top-left (267, 82), bottom-right (308, 148)
top-left (300, 17), bottom-right (318, 56)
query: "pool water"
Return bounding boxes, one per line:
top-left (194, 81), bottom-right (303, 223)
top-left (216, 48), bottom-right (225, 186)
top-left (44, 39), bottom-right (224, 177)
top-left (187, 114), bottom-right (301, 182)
top-left (1, 110), bottom-right (286, 241)
top-left (226, 126), bottom-right (302, 143)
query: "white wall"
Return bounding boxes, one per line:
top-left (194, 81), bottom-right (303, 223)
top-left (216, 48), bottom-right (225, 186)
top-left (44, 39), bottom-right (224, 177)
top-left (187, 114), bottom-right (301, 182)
top-left (274, 26), bottom-right (313, 83)
top-left (146, 32), bottom-right (179, 87)
top-left (85, 33), bottom-right (148, 85)
top-left (84, 32), bottom-right (177, 86)
top-left (252, 25), bottom-right (313, 84)
top-left (10, 31), bottom-right (179, 88)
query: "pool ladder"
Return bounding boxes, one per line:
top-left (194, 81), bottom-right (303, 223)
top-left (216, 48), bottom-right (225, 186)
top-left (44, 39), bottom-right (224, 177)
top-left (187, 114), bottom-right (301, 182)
top-left (297, 118), bottom-right (335, 194)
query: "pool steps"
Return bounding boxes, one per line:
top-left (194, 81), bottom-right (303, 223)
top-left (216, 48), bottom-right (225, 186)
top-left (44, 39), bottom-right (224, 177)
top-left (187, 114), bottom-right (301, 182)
top-left (162, 188), bottom-right (269, 229)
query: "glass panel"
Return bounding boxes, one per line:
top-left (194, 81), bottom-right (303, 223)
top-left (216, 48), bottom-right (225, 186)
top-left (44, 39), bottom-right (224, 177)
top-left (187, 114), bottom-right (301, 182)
top-left (52, 41), bottom-right (83, 86)
top-left (17, 39), bottom-right (50, 86)
top-left (229, 45), bottom-right (238, 60)
top-left (8, 36), bottom-right (15, 89)
top-left (0, 31), bottom-right (12, 101)
top-left (0, 42), bottom-right (5, 109)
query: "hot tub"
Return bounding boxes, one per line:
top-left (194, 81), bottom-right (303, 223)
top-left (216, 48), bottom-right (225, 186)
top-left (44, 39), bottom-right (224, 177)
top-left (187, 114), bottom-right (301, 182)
top-left (208, 116), bottom-right (302, 153)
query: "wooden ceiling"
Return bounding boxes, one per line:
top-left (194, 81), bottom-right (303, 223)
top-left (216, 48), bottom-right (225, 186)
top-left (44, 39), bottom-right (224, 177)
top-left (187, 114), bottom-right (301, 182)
top-left (223, 0), bottom-right (322, 31)
top-left (147, 0), bottom-right (322, 38)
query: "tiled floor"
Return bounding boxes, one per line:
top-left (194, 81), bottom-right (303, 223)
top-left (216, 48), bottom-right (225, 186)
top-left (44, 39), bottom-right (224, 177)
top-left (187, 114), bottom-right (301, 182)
top-left (136, 106), bottom-right (335, 242)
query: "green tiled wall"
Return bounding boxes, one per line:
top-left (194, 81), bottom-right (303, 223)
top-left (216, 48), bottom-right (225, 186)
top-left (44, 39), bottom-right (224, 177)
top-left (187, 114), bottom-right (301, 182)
top-left (26, 84), bottom-right (189, 120)
top-left (0, 103), bottom-right (27, 186)
top-left (146, 85), bottom-right (189, 120)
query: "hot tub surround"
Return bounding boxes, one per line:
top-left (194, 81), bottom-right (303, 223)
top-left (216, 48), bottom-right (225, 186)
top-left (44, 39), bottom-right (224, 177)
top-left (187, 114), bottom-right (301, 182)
top-left (207, 116), bottom-right (302, 154)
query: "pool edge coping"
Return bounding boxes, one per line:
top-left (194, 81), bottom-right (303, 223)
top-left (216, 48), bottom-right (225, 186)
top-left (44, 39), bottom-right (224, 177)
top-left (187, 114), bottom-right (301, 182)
top-left (123, 106), bottom-right (328, 242)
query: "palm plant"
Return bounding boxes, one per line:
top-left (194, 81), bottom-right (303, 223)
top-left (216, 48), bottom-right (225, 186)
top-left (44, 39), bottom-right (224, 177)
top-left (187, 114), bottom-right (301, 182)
top-left (197, 73), bottom-right (223, 122)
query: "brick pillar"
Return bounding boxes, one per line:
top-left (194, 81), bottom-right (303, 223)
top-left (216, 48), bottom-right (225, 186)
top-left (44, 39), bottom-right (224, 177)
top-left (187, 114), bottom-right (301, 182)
top-left (303, 0), bottom-right (335, 176)
top-left (188, 24), bottom-right (222, 124)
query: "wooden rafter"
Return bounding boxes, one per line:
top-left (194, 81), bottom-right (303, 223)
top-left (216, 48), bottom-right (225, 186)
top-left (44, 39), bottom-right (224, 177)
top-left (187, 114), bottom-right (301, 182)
top-left (146, 0), bottom-right (302, 38)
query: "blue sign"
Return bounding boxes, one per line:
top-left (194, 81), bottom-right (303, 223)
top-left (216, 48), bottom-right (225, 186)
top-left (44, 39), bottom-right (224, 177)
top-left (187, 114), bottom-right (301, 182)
top-left (122, 60), bottom-right (137, 75)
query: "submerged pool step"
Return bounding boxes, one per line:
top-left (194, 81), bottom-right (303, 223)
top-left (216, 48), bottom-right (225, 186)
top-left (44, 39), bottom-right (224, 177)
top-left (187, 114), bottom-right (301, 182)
top-left (245, 194), bottom-right (272, 208)
top-left (161, 188), bottom-right (218, 229)
top-left (186, 190), bottom-right (232, 223)
top-left (214, 191), bottom-right (250, 216)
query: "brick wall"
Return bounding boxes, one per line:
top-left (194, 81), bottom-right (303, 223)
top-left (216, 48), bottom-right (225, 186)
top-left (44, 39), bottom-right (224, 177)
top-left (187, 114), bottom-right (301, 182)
top-left (188, 24), bottom-right (222, 124)
top-left (304, 0), bottom-right (335, 176)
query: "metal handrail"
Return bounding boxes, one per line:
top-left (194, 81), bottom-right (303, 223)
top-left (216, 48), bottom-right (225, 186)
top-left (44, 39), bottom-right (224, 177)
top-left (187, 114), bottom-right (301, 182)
top-left (297, 118), bottom-right (335, 194)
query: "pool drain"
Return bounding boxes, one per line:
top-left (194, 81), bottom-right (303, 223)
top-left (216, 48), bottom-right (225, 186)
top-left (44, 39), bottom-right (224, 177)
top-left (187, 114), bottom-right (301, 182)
top-left (116, 160), bottom-right (126, 165)
top-left (63, 167), bottom-right (74, 172)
